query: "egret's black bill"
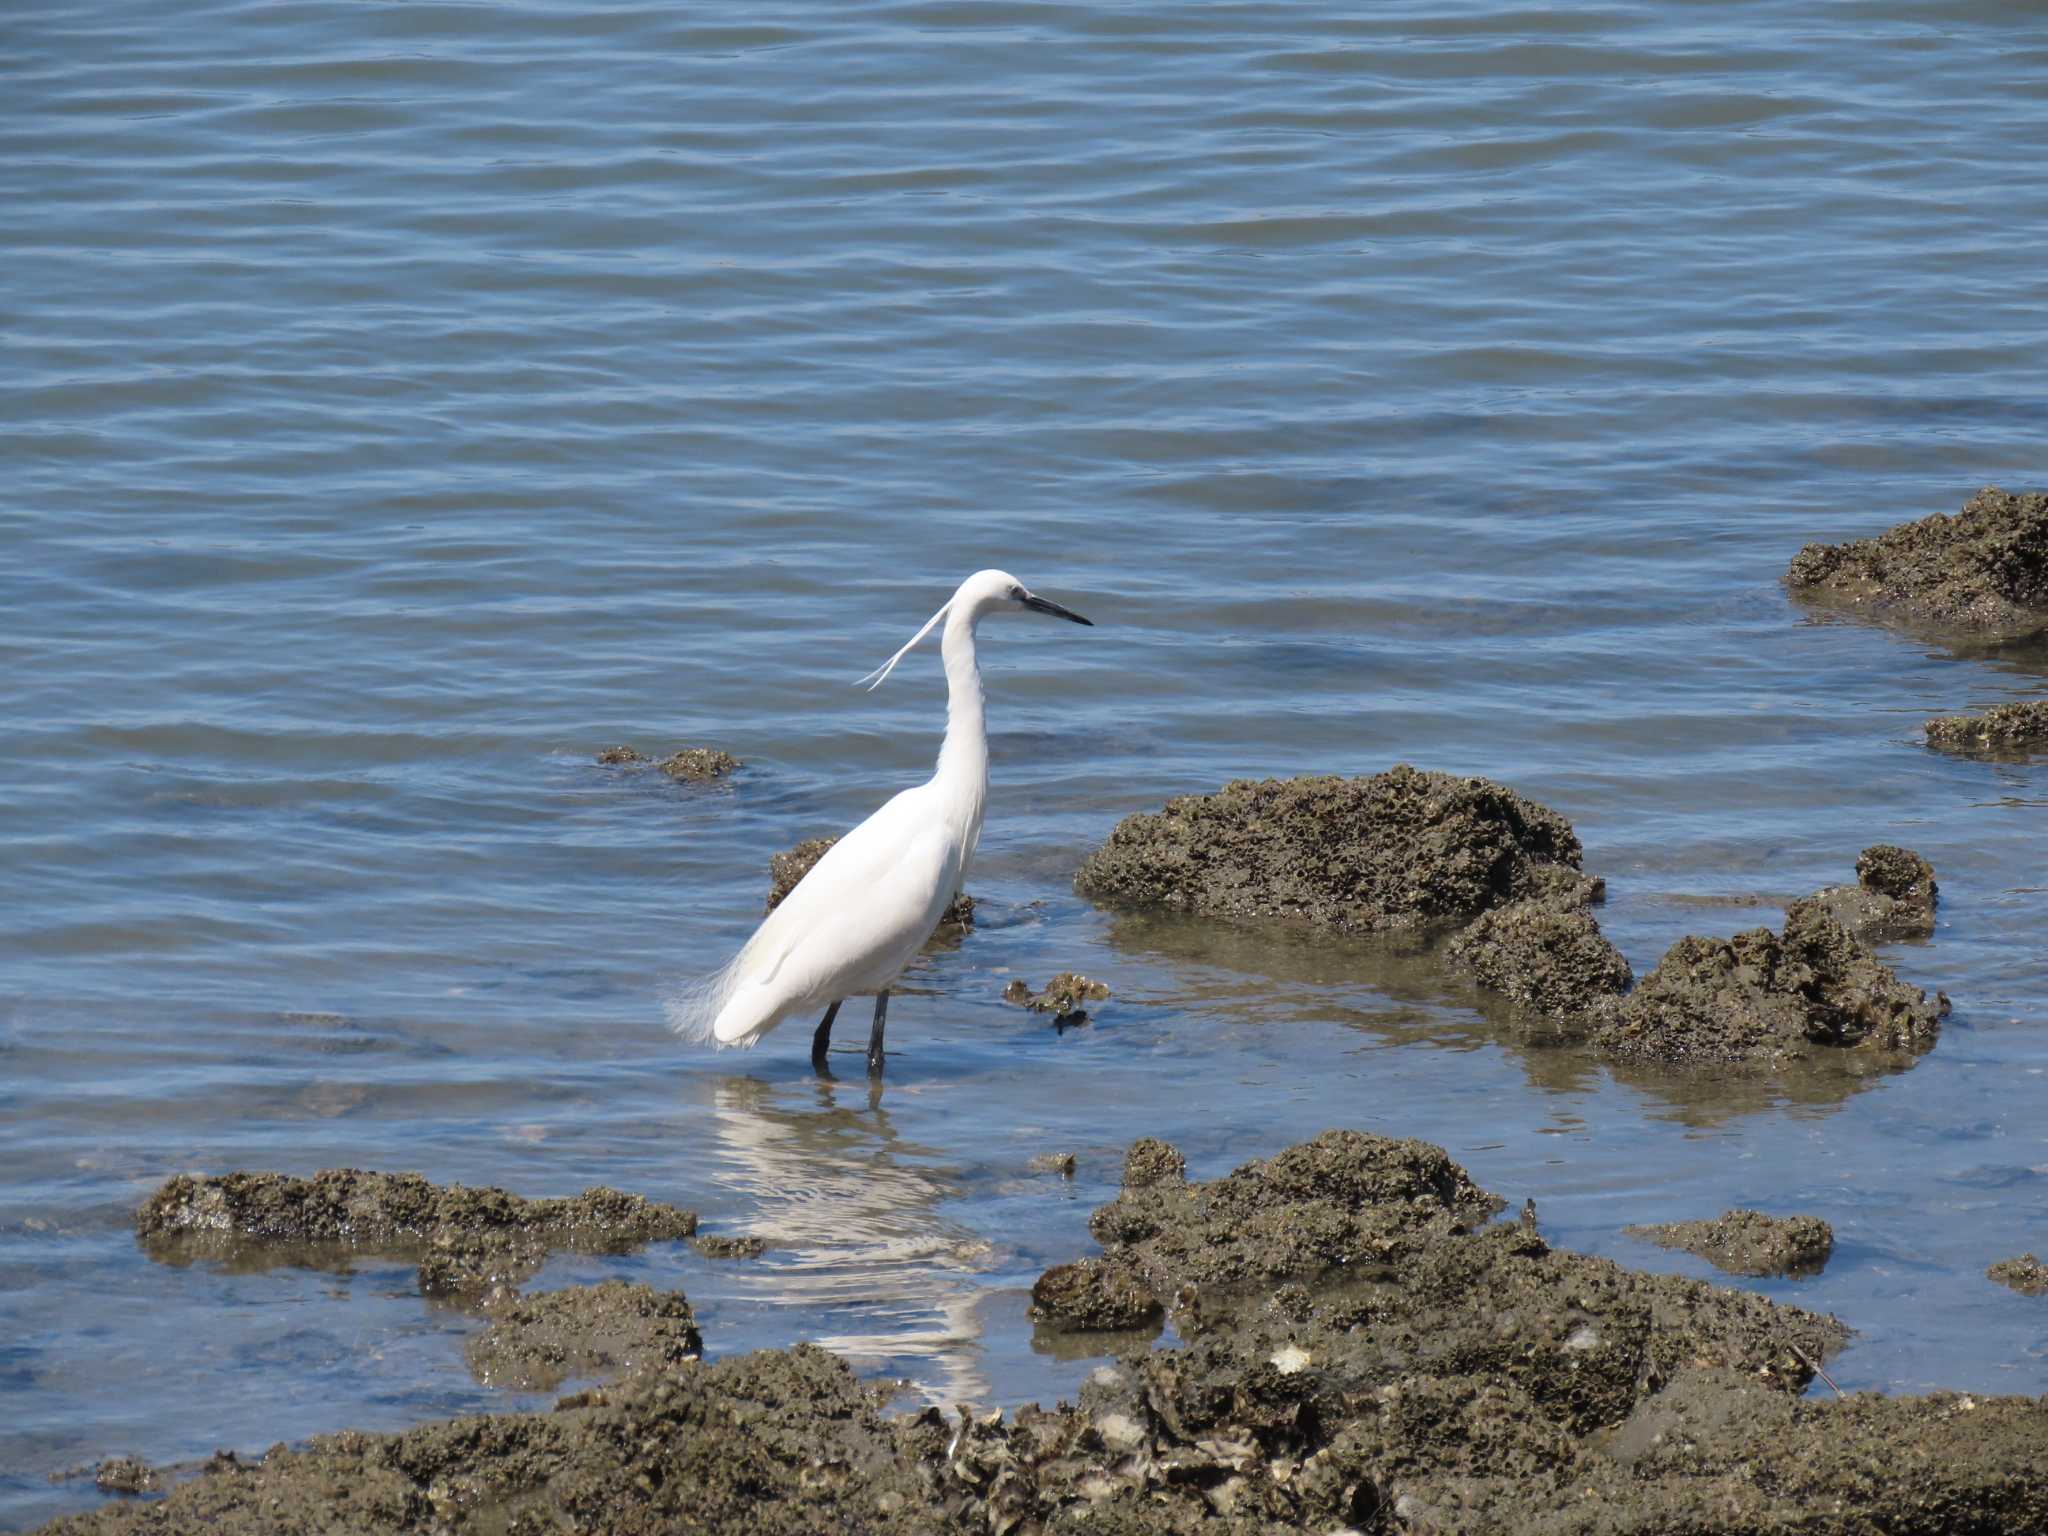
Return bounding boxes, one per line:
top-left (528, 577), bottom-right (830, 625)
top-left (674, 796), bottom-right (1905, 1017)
top-left (1023, 593), bottom-right (1093, 625)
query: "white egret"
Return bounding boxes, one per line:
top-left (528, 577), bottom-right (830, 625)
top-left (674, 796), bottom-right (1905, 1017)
top-left (671, 569), bottom-right (1092, 1076)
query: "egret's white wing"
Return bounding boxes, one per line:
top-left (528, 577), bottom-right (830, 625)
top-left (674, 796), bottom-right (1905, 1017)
top-left (705, 787), bottom-right (956, 1044)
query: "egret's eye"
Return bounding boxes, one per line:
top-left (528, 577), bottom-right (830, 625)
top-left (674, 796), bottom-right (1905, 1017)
top-left (1008, 584), bottom-right (1025, 599)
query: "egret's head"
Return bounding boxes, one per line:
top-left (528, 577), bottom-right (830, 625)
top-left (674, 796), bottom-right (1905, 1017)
top-left (856, 569), bottom-right (1092, 690)
top-left (963, 567), bottom-right (1094, 626)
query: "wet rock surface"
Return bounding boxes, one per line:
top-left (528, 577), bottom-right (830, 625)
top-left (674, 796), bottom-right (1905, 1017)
top-left (1625, 1209), bottom-right (1835, 1277)
top-left (1989, 1254), bottom-right (2048, 1296)
top-left (89, 1460), bottom-right (157, 1496)
top-left (1075, 765), bottom-right (1589, 935)
top-left (1003, 972), bottom-right (1111, 1027)
top-left (768, 834), bottom-right (973, 926)
top-left (47, 1132), bottom-right (2048, 1536)
top-left (690, 1232), bottom-right (767, 1260)
top-left (656, 747), bottom-right (740, 780)
top-left (593, 744), bottom-right (740, 779)
top-left (1926, 699), bottom-right (2048, 756)
top-left (1805, 843), bottom-right (1939, 940)
top-left (1030, 1258), bottom-right (1164, 1331)
top-left (1591, 890), bottom-right (1947, 1069)
top-left (1445, 891), bottom-right (1633, 1019)
top-left (1786, 485), bottom-right (2048, 634)
top-left (465, 1280), bottom-right (702, 1392)
top-left (138, 1169), bottom-right (697, 1295)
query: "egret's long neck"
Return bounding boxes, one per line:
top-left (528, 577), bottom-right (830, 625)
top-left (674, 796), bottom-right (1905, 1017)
top-left (934, 606), bottom-right (989, 819)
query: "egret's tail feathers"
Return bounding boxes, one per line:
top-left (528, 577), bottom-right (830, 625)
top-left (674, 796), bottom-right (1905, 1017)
top-left (663, 948), bottom-right (796, 1050)
top-left (708, 982), bottom-right (787, 1048)
top-left (661, 954), bottom-right (748, 1048)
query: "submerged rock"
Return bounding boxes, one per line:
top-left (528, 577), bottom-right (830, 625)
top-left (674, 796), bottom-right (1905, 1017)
top-left (137, 1169), bottom-right (697, 1295)
top-left (1075, 765), bottom-right (1588, 935)
top-left (1786, 485), bottom-right (2048, 634)
top-left (1591, 892), bottom-right (1947, 1069)
top-left (656, 746), bottom-right (740, 781)
top-left (1002, 972), bottom-right (1111, 1010)
top-left (593, 743), bottom-right (740, 779)
top-left (1625, 1209), bottom-right (1835, 1277)
top-left (1805, 843), bottom-right (1939, 940)
top-left (1926, 700), bottom-right (2048, 756)
top-left (465, 1280), bottom-right (702, 1391)
top-left (1001, 972), bottom-right (1110, 1027)
top-left (690, 1232), bottom-right (768, 1260)
top-left (1989, 1254), bottom-right (2048, 1296)
top-left (768, 835), bottom-right (973, 926)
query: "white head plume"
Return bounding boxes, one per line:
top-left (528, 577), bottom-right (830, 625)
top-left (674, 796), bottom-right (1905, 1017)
top-left (855, 599), bottom-right (952, 691)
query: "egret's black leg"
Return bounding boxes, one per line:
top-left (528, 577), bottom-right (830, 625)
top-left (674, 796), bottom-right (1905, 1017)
top-left (866, 990), bottom-right (889, 1077)
top-left (810, 999), bottom-right (842, 1074)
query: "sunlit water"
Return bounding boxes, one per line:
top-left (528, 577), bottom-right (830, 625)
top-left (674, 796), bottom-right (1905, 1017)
top-left (4, 0), bottom-right (2047, 1524)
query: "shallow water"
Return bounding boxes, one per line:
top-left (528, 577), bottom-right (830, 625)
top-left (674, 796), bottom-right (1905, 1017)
top-left (4, 0), bottom-right (2048, 1524)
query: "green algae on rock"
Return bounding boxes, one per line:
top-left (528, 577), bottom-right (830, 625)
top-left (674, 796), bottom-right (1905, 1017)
top-left (1624, 1209), bottom-right (1835, 1278)
top-left (1786, 485), bottom-right (2048, 634)
top-left (1591, 895), bottom-right (1947, 1070)
top-left (1075, 765), bottom-right (1589, 934)
top-left (768, 834), bottom-right (973, 927)
top-left (138, 1169), bottom-right (697, 1295)
top-left (1926, 699), bottom-right (2048, 757)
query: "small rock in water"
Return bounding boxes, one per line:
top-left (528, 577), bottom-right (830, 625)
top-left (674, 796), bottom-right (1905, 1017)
top-left (1001, 972), bottom-right (1111, 1024)
top-left (1925, 700), bottom-right (2048, 757)
top-left (1028, 1151), bottom-right (1078, 1178)
top-left (656, 746), bottom-right (740, 781)
top-left (1075, 765), bottom-right (1592, 934)
top-left (1590, 865), bottom-right (1947, 1070)
top-left (1988, 1253), bottom-right (2048, 1296)
top-left (1786, 486), bottom-right (2048, 634)
top-left (691, 1232), bottom-right (768, 1260)
top-left (94, 1457), bottom-right (159, 1495)
top-left (594, 744), bottom-right (650, 765)
top-left (1625, 1210), bottom-right (1835, 1278)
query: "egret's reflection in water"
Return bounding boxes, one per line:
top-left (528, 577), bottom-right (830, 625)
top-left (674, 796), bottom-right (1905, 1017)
top-left (697, 1072), bottom-right (993, 1406)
